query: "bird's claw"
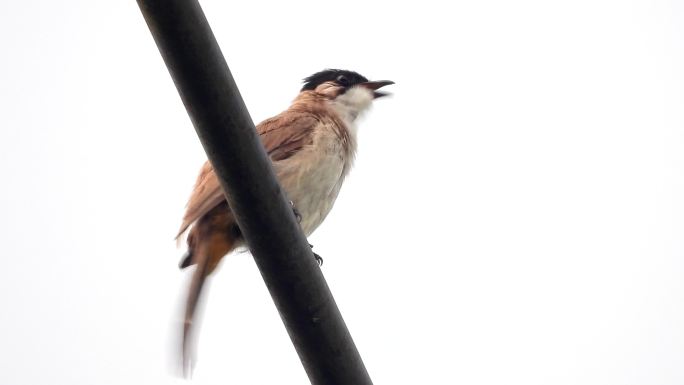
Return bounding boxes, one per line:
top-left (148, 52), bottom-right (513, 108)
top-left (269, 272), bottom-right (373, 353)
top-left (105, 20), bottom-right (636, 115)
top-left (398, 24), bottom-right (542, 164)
top-left (309, 243), bottom-right (323, 266)
top-left (313, 253), bottom-right (323, 266)
top-left (290, 200), bottom-right (302, 223)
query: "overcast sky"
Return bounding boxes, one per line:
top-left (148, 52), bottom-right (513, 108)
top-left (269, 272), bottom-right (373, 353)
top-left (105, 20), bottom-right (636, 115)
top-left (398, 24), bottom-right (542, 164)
top-left (1, 1), bottom-right (683, 384)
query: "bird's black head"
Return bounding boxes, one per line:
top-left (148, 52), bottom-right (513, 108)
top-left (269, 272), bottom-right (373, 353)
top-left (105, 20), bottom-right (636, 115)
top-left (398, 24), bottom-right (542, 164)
top-left (301, 69), bottom-right (369, 91)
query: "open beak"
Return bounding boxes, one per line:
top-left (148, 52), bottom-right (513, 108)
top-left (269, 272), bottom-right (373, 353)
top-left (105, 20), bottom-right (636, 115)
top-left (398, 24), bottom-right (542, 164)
top-left (359, 80), bottom-right (395, 98)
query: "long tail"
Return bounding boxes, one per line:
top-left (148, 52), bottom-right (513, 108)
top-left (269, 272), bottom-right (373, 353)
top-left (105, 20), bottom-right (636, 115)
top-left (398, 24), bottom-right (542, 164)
top-left (182, 251), bottom-right (209, 378)
top-left (181, 233), bottom-right (235, 377)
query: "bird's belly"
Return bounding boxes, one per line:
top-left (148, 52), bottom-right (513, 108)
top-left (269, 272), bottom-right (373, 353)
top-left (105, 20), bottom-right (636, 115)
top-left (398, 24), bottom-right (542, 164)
top-left (275, 142), bottom-right (350, 236)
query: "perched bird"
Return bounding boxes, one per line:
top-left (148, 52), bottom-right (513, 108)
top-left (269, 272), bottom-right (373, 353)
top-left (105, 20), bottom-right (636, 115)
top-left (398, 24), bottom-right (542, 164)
top-left (175, 69), bottom-right (393, 373)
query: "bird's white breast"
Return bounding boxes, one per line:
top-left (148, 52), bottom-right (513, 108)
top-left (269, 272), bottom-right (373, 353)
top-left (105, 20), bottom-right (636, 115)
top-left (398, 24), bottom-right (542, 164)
top-left (274, 86), bottom-right (373, 236)
top-left (275, 120), bottom-right (356, 236)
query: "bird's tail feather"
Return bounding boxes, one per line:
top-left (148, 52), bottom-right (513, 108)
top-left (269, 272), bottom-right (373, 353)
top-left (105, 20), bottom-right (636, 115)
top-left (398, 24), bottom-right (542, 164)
top-left (182, 253), bottom-right (209, 378)
top-left (181, 233), bottom-right (235, 378)
top-left (179, 251), bottom-right (193, 270)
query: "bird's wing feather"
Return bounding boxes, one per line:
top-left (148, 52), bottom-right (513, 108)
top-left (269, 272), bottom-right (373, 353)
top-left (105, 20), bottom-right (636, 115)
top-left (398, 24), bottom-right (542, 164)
top-left (175, 112), bottom-right (319, 239)
top-left (257, 112), bottom-right (319, 162)
top-left (175, 161), bottom-right (224, 239)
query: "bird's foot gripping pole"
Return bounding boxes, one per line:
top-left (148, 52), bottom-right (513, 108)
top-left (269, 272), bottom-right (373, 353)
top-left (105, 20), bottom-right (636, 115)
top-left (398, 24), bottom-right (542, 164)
top-left (290, 201), bottom-right (323, 266)
top-left (290, 200), bottom-right (302, 223)
top-left (309, 244), bottom-right (323, 266)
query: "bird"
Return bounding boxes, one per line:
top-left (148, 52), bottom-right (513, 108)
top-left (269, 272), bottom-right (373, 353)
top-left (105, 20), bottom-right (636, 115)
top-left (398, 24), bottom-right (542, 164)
top-left (175, 69), bottom-right (393, 374)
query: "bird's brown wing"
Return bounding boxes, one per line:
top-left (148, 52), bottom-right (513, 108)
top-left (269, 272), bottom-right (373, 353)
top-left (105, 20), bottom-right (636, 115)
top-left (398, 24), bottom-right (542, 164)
top-left (175, 112), bottom-right (319, 239)
top-left (175, 160), bottom-right (224, 239)
top-left (257, 112), bottom-right (318, 162)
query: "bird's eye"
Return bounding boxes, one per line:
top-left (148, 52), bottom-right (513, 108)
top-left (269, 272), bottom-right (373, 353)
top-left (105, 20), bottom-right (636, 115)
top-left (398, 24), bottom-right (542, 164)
top-left (336, 75), bottom-right (350, 86)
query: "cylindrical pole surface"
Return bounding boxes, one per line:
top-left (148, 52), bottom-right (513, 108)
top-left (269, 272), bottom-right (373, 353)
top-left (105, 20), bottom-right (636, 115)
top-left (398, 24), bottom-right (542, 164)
top-left (136, 1), bottom-right (373, 384)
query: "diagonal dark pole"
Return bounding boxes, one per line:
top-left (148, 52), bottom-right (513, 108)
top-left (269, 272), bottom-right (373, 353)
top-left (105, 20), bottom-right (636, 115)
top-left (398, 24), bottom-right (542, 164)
top-left (136, 1), bottom-right (373, 384)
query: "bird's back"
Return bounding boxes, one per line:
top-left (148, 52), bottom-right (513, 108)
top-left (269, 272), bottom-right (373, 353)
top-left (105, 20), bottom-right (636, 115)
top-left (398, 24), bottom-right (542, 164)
top-left (177, 94), bottom-right (353, 240)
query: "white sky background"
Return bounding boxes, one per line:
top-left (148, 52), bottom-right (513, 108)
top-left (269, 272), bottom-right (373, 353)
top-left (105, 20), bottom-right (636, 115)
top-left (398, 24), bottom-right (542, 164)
top-left (1, 0), bottom-right (683, 384)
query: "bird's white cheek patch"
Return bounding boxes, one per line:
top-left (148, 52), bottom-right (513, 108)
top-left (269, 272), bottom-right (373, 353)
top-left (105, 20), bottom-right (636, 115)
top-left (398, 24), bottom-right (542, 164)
top-left (334, 87), bottom-right (374, 121)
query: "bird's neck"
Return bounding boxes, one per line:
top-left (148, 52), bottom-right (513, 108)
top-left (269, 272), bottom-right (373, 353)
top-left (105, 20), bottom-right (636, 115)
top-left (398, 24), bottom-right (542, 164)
top-left (289, 91), bottom-right (331, 113)
top-left (289, 91), bottom-right (357, 160)
top-left (290, 89), bottom-right (371, 124)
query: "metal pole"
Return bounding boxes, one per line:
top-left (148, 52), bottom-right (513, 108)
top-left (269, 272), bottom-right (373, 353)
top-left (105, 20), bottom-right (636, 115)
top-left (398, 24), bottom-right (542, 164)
top-left (136, 1), bottom-right (373, 384)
